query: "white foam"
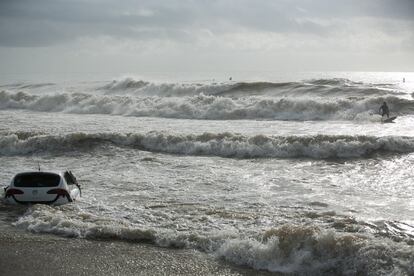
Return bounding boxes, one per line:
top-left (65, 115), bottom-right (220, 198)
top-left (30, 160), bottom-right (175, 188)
top-left (100, 77), bottom-right (235, 97)
top-left (1, 90), bottom-right (412, 121)
top-left (14, 206), bottom-right (414, 275)
top-left (14, 204), bottom-right (156, 241)
top-left (1, 131), bottom-right (414, 159)
top-left (217, 225), bottom-right (413, 275)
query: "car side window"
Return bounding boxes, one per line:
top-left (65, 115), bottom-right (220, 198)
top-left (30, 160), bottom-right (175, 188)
top-left (64, 171), bottom-right (77, 185)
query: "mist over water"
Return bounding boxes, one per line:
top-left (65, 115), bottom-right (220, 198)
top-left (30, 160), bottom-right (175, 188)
top-left (1, 72), bottom-right (414, 275)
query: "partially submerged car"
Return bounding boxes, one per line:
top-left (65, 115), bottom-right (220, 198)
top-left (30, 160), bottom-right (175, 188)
top-left (4, 171), bottom-right (81, 205)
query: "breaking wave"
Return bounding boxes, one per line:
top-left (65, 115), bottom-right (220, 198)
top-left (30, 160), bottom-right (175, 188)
top-left (99, 77), bottom-right (402, 98)
top-left (14, 204), bottom-right (414, 275)
top-left (217, 225), bottom-right (414, 275)
top-left (1, 90), bottom-right (413, 121)
top-left (2, 131), bottom-right (414, 159)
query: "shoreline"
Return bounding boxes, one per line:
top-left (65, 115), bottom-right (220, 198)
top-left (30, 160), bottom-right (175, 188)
top-left (0, 225), bottom-right (275, 276)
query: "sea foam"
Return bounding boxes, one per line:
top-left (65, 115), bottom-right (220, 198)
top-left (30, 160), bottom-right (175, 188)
top-left (1, 90), bottom-right (412, 121)
top-left (14, 205), bottom-right (414, 275)
top-left (1, 131), bottom-right (414, 159)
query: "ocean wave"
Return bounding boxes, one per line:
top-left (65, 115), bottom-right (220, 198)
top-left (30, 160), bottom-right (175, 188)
top-left (307, 78), bottom-right (360, 86)
top-left (99, 77), bottom-right (235, 97)
top-left (2, 131), bottom-right (414, 159)
top-left (98, 77), bottom-right (402, 98)
top-left (218, 225), bottom-right (414, 275)
top-left (14, 205), bottom-right (414, 275)
top-left (0, 82), bottom-right (56, 89)
top-left (1, 90), bottom-right (413, 121)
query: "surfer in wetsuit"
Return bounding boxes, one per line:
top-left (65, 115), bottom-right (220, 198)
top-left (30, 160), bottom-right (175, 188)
top-left (379, 102), bottom-right (389, 118)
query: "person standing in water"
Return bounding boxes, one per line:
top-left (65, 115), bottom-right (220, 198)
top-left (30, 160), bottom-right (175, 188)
top-left (379, 101), bottom-right (390, 118)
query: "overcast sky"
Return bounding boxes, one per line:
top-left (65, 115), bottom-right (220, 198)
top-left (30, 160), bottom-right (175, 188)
top-left (0, 0), bottom-right (413, 75)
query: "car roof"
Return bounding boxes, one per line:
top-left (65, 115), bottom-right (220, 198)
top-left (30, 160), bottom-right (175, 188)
top-left (14, 171), bottom-right (63, 177)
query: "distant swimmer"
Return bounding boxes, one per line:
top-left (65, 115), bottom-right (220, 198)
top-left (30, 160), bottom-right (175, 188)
top-left (229, 77), bottom-right (232, 81)
top-left (379, 101), bottom-right (390, 118)
top-left (403, 77), bottom-right (405, 83)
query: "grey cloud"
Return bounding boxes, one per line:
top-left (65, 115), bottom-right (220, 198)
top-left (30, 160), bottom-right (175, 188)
top-left (0, 0), bottom-right (413, 47)
top-left (0, 0), bottom-right (199, 46)
top-left (287, 0), bottom-right (414, 20)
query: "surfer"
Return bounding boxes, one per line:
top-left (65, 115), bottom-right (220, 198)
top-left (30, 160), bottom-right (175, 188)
top-left (379, 101), bottom-right (390, 118)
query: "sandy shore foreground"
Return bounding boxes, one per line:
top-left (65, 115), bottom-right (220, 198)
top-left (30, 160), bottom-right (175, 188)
top-left (0, 225), bottom-right (275, 276)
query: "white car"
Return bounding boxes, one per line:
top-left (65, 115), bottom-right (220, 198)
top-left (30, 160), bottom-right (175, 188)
top-left (4, 171), bottom-right (81, 205)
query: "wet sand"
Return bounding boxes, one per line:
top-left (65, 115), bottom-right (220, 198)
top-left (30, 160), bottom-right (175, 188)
top-left (0, 196), bottom-right (277, 275)
top-left (0, 225), bottom-right (276, 276)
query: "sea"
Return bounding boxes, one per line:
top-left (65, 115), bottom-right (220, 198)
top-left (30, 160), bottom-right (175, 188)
top-left (1, 71), bottom-right (414, 275)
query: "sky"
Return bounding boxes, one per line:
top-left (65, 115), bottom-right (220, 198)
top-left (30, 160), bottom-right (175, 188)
top-left (0, 0), bottom-right (413, 75)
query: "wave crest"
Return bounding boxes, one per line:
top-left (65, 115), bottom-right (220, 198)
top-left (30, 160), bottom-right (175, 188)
top-left (218, 224), bottom-right (412, 275)
top-left (14, 205), bottom-right (414, 275)
top-left (2, 131), bottom-right (414, 159)
top-left (1, 90), bottom-right (413, 121)
top-left (99, 77), bottom-right (400, 98)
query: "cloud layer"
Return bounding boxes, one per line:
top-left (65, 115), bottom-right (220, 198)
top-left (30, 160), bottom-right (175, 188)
top-left (0, 0), bottom-right (413, 73)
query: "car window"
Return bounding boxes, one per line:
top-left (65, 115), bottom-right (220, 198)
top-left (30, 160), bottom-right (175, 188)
top-left (14, 173), bottom-right (61, 187)
top-left (64, 171), bottom-right (77, 185)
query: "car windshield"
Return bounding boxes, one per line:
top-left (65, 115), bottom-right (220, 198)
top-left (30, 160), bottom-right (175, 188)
top-left (14, 173), bottom-right (61, 188)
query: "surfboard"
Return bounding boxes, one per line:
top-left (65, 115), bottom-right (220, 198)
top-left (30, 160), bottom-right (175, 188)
top-left (382, 116), bottom-right (397, 123)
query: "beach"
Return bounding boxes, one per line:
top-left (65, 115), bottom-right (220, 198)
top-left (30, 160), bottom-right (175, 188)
top-left (2, 0), bottom-right (414, 274)
top-left (0, 223), bottom-right (274, 276)
top-left (1, 72), bottom-right (414, 275)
